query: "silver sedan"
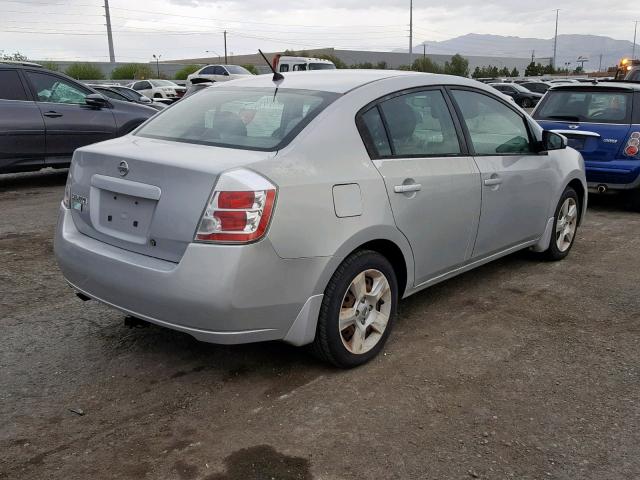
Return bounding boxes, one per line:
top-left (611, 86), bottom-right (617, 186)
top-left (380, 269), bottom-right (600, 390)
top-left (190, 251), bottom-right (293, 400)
top-left (55, 70), bottom-right (587, 368)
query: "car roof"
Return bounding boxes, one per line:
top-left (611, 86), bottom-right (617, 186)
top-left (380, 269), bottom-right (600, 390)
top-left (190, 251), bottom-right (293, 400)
top-left (214, 69), bottom-right (445, 94)
top-left (548, 81), bottom-right (640, 92)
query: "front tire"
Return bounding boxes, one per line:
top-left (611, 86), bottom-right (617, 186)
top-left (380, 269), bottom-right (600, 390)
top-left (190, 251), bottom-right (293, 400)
top-left (311, 250), bottom-right (398, 368)
top-left (540, 186), bottom-right (580, 261)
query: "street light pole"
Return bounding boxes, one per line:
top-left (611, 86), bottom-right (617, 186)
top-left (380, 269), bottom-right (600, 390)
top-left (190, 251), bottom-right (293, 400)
top-left (224, 31), bottom-right (228, 64)
top-left (408, 0), bottom-right (413, 66)
top-left (152, 54), bottom-right (161, 77)
top-left (633, 20), bottom-right (638, 60)
top-left (553, 9), bottom-right (559, 70)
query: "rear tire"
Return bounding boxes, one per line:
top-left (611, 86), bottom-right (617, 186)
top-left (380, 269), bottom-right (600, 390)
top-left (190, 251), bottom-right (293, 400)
top-left (539, 186), bottom-right (579, 261)
top-left (310, 250), bottom-right (398, 368)
top-left (629, 189), bottom-right (640, 212)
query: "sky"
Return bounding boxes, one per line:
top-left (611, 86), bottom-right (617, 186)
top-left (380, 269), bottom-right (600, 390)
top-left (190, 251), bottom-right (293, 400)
top-left (0, 0), bottom-right (638, 62)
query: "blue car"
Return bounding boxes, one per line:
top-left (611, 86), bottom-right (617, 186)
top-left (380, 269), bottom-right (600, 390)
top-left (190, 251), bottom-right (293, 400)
top-left (533, 82), bottom-right (640, 209)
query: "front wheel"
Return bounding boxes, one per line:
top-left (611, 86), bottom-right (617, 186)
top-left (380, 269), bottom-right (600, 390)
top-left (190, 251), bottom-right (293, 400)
top-left (311, 250), bottom-right (398, 368)
top-left (540, 186), bottom-right (580, 261)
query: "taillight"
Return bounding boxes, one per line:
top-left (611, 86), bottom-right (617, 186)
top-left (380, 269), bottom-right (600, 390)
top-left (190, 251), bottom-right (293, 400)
top-left (195, 169), bottom-right (276, 243)
top-left (624, 132), bottom-right (640, 158)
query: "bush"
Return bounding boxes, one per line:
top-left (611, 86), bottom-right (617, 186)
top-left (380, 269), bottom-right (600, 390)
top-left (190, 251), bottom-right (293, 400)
top-left (40, 61), bottom-right (59, 72)
top-left (174, 64), bottom-right (200, 80)
top-left (64, 63), bottom-right (104, 80)
top-left (110, 63), bottom-right (154, 80)
top-left (242, 64), bottom-right (258, 75)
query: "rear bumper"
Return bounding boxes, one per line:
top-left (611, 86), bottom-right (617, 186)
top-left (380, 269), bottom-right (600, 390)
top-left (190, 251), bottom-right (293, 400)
top-left (54, 206), bottom-right (329, 345)
top-left (585, 161), bottom-right (640, 190)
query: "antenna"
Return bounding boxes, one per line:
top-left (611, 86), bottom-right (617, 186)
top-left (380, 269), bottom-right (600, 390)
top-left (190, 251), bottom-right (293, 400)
top-left (258, 49), bottom-right (284, 83)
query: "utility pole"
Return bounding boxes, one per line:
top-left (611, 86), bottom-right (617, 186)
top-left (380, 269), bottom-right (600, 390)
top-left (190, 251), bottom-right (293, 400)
top-left (598, 53), bottom-right (603, 72)
top-left (633, 21), bottom-right (638, 60)
top-left (553, 9), bottom-right (559, 70)
top-left (224, 31), bottom-right (228, 64)
top-left (104, 0), bottom-right (115, 63)
top-left (408, 0), bottom-right (413, 66)
top-left (531, 49), bottom-right (535, 63)
top-left (153, 54), bottom-right (161, 77)
top-left (423, 43), bottom-right (426, 62)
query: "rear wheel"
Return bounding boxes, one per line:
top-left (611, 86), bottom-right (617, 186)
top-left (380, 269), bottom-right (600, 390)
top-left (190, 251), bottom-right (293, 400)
top-left (311, 250), bottom-right (398, 368)
top-left (540, 186), bottom-right (579, 261)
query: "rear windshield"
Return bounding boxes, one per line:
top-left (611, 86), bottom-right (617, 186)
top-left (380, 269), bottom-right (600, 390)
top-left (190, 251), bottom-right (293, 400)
top-left (309, 63), bottom-right (336, 70)
top-left (535, 90), bottom-right (632, 124)
top-left (135, 87), bottom-right (339, 151)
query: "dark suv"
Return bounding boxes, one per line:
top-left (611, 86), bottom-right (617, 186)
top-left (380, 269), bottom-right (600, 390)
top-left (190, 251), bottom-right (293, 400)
top-left (0, 61), bottom-right (156, 173)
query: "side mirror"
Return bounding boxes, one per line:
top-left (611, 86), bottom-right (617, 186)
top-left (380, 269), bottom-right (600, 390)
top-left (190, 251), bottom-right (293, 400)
top-left (85, 93), bottom-right (110, 108)
top-left (541, 130), bottom-right (567, 151)
top-left (139, 95), bottom-right (152, 103)
top-left (223, 71), bottom-right (230, 76)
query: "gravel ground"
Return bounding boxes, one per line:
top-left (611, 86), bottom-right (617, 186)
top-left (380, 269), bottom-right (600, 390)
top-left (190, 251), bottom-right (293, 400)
top-left (1, 168), bottom-right (639, 480)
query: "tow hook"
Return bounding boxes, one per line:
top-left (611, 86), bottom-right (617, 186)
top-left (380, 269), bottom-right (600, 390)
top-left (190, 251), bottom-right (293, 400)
top-left (597, 184), bottom-right (607, 194)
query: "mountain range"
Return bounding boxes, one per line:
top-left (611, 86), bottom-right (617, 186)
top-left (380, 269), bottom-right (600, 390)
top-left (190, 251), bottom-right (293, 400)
top-left (406, 34), bottom-right (637, 71)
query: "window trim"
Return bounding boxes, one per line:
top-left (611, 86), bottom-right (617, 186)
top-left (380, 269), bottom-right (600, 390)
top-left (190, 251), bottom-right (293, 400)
top-left (355, 85), bottom-right (469, 160)
top-left (22, 69), bottom-right (93, 106)
top-left (0, 68), bottom-right (32, 102)
top-left (445, 86), bottom-right (541, 157)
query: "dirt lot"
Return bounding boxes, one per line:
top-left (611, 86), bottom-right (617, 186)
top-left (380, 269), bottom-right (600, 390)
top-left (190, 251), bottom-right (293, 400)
top-left (1, 169), bottom-right (639, 480)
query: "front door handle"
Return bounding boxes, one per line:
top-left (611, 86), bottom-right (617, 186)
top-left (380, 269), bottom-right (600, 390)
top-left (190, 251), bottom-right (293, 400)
top-left (394, 183), bottom-right (422, 193)
top-left (483, 177), bottom-right (502, 186)
top-left (43, 111), bottom-right (63, 118)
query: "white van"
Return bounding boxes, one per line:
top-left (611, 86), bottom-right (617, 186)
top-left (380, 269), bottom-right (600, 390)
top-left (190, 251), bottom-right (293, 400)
top-left (272, 55), bottom-right (336, 73)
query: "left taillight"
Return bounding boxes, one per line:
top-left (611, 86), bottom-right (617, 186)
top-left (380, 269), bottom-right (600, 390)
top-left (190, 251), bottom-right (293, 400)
top-left (195, 169), bottom-right (277, 244)
top-left (624, 131), bottom-right (640, 157)
top-left (62, 172), bottom-right (72, 208)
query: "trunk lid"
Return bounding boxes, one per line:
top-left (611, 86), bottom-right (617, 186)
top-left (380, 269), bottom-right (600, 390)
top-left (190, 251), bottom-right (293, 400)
top-left (69, 136), bottom-right (275, 262)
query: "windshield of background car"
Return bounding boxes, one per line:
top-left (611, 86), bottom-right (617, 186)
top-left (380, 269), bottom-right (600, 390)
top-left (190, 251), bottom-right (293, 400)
top-left (151, 80), bottom-right (177, 87)
top-left (135, 87), bottom-right (339, 151)
top-left (535, 89), bottom-right (632, 124)
top-left (225, 65), bottom-right (251, 74)
top-left (309, 63), bottom-right (336, 70)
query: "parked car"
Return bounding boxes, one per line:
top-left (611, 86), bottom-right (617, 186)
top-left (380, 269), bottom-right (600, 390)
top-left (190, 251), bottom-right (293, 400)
top-left (186, 64), bottom-right (253, 86)
top-left (55, 71), bottom-right (586, 368)
top-left (128, 79), bottom-right (186, 101)
top-left (91, 85), bottom-right (167, 111)
top-left (0, 61), bottom-right (157, 174)
top-left (533, 82), bottom-right (640, 209)
top-left (520, 81), bottom-right (551, 94)
top-left (489, 82), bottom-right (544, 108)
top-left (272, 55), bottom-right (336, 73)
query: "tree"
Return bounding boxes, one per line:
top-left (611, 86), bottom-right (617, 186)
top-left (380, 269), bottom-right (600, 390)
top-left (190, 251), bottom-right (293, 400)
top-left (0, 51), bottom-right (28, 61)
top-left (65, 63), bottom-right (104, 80)
top-left (411, 57), bottom-right (443, 73)
top-left (242, 64), bottom-right (258, 74)
top-left (110, 63), bottom-right (154, 80)
top-left (444, 54), bottom-right (470, 77)
top-left (510, 67), bottom-right (519, 77)
top-left (40, 61), bottom-right (59, 72)
top-left (174, 64), bottom-right (200, 80)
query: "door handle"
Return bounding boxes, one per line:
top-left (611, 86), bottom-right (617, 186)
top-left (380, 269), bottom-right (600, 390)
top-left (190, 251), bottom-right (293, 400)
top-left (483, 177), bottom-right (502, 186)
top-left (43, 111), bottom-right (63, 118)
top-left (394, 183), bottom-right (422, 193)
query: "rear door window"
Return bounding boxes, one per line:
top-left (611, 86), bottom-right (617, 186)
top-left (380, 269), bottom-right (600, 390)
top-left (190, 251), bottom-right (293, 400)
top-left (378, 90), bottom-right (462, 157)
top-left (200, 66), bottom-right (216, 75)
top-left (358, 107), bottom-right (391, 157)
top-left (0, 70), bottom-right (28, 101)
top-left (451, 89), bottom-right (533, 155)
top-left (535, 90), bottom-right (632, 124)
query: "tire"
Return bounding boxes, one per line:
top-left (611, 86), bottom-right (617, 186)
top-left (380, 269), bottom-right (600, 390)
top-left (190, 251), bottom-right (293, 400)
top-left (539, 186), bottom-right (580, 261)
top-left (310, 250), bottom-right (398, 368)
top-left (153, 93), bottom-right (162, 99)
top-left (521, 98), bottom-right (533, 108)
top-left (628, 189), bottom-right (640, 212)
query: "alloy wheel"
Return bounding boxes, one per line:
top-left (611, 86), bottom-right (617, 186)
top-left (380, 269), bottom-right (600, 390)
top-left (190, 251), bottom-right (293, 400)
top-left (555, 197), bottom-right (578, 252)
top-left (338, 269), bottom-right (392, 355)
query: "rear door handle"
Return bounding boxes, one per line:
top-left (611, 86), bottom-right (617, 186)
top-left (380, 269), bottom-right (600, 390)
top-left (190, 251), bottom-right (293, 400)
top-left (483, 177), bottom-right (502, 186)
top-left (394, 183), bottom-right (422, 193)
top-left (43, 111), bottom-right (63, 118)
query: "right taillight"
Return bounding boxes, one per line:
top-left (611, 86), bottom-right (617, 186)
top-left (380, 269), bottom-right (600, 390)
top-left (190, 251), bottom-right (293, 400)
top-left (62, 171), bottom-right (72, 208)
top-left (624, 132), bottom-right (640, 157)
top-left (195, 169), bottom-right (276, 244)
